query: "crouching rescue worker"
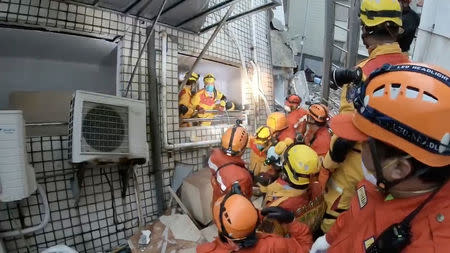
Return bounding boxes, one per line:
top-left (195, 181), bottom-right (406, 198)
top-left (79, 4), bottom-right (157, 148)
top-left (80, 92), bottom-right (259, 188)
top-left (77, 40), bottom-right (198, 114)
top-left (284, 94), bottom-right (308, 140)
top-left (295, 104), bottom-right (331, 156)
top-left (248, 125), bottom-right (276, 187)
top-left (259, 145), bottom-right (322, 236)
top-left (209, 122), bottom-right (253, 204)
top-left (197, 190), bottom-right (313, 253)
top-left (191, 73), bottom-right (234, 126)
top-left (179, 72), bottom-right (199, 127)
top-left (311, 63), bottom-right (450, 252)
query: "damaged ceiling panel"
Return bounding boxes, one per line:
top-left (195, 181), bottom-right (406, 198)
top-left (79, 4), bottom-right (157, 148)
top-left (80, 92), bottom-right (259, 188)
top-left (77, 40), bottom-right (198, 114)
top-left (68, 0), bottom-right (280, 33)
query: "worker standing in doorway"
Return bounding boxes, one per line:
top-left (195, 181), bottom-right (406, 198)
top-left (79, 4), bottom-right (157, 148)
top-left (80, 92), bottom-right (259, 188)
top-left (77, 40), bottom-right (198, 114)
top-left (191, 73), bottom-right (233, 126)
top-left (397, 0), bottom-right (420, 53)
top-left (209, 122), bottom-right (253, 204)
top-left (319, 0), bottom-right (412, 233)
top-left (197, 192), bottom-right (313, 253)
top-left (311, 63), bottom-right (450, 253)
top-left (284, 94), bottom-right (308, 141)
top-left (178, 72), bottom-right (199, 127)
top-left (295, 104), bottom-right (331, 157)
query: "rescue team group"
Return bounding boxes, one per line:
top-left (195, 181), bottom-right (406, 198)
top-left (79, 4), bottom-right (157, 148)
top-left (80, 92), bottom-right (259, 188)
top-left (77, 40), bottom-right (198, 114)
top-left (195, 0), bottom-right (450, 252)
top-left (179, 72), bottom-right (236, 127)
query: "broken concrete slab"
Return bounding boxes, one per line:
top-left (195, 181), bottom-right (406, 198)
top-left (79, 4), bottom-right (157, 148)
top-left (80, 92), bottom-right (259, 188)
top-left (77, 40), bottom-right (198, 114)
top-left (159, 214), bottom-right (202, 242)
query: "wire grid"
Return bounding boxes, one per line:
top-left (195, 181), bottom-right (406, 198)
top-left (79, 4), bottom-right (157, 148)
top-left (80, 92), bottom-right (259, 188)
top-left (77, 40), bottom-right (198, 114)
top-left (0, 135), bottom-right (167, 252)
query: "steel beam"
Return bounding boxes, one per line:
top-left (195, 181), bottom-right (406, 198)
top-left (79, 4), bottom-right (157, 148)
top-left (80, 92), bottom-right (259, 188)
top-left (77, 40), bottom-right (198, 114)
top-left (199, 1), bottom-right (280, 33)
top-left (346, 0), bottom-right (361, 68)
top-left (321, 0), bottom-right (336, 106)
top-left (124, 0), bottom-right (168, 97)
top-left (179, 3), bottom-right (237, 89)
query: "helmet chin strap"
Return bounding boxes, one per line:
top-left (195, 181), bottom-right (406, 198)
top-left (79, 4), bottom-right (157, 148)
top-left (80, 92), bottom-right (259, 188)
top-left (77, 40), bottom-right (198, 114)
top-left (368, 139), bottom-right (407, 193)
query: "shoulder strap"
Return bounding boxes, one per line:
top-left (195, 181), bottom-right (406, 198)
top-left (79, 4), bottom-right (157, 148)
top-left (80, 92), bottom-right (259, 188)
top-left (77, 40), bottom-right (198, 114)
top-left (214, 161), bottom-right (245, 175)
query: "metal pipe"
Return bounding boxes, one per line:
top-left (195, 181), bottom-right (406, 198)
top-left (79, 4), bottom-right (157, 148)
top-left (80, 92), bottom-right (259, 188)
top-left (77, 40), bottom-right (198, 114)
top-left (147, 29), bottom-right (165, 215)
top-left (333, 43), bottom-right (349, 53)
top-left (346, 0), bottom-right (361, 68)
top-left (334, 23), bottom-right (349, 32)
top-left (200, 1), bottom-right (280, 33)
top-left (25, 122), bottom-right (68, 126)
top-left (321, 0), bottom-right (336, 105)
top-left (179, 3), bottom-right (237, 90)
top-left (334, 1), bottom-right (350, 9)
top-left (124, 0), bottom-right (168, 98)
top-left (175, 0), bottom-right (239, 27)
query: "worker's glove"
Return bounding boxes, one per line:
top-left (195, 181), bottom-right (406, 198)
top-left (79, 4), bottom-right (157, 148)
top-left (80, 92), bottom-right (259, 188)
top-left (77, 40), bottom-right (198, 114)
top-left (310, 235), bottom-right (330, 253)
top-left (196, 106), bottom-right (206, 114)
top-left (264, 146), bottom-right (281, 166)
top-left (254, 173), bottom-right (274, 187)
top-left (179, 105), bottom-right (188, 115)
top-left (329, 137), bottom-right (356, 163)
top-left (261, 206), bottom-right (294, 224)
top-left (330, 67), bottom-right (363, 90)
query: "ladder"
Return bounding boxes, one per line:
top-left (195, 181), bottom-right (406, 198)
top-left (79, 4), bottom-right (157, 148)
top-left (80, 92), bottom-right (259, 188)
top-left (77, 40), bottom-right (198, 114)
top-left (321, 0), bottom-right (361, 105)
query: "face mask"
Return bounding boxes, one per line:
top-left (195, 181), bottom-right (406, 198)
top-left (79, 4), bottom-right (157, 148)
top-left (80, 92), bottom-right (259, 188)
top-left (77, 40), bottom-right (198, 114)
top-left (205, 85), bottom-right (214, 93)
top-left (362, 160), bottom-right (377, 186)
top-left (284, 105), bottom-right (292, 112)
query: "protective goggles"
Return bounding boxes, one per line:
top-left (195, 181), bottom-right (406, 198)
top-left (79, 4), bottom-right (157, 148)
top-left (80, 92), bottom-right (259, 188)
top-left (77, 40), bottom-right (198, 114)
top-left (353, 64), bottom-right (450, 156)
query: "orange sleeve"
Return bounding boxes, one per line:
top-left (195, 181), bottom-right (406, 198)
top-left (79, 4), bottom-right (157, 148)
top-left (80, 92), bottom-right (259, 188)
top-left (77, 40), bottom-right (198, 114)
top-left (326, 197), bottom-right (354, 244)
top-left (312, 129), bottom-right (331, 156)
top-left (282, 221), bottom-right (313, 253)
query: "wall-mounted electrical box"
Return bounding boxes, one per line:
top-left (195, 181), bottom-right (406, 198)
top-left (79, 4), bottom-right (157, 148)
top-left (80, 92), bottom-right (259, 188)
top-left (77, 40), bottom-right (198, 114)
top-left (0, 111), bottom-right (37, 202)
top-left (69, 91), bottom-right (149, 164)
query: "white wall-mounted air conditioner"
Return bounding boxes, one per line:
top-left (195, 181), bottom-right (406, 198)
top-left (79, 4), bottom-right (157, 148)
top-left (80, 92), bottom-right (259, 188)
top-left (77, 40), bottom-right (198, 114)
top-left (69, 90), bottom-right (149, 164)
top-left (0, 111), bottom-right (37, 202)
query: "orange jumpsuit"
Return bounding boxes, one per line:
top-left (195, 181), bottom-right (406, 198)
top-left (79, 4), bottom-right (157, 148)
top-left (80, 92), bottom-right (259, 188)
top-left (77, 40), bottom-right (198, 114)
top-left (283, 109), bottom-right (308, 141)
top-left (262, 178), bottom-right (309, 213)
top-left (197, 221), bottom-right (313, 253)
top-left (248, 138), bottom-right (274, 177)
top-left (326, 180), bottom-right (450, 252)
top-left (208, 148), bottom-right (253, 203)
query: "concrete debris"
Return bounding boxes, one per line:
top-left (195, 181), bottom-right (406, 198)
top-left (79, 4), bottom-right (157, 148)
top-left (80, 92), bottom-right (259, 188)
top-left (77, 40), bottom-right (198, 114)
top-left (159, 214), bottom-right (202, 242)
top-left (201, 224), bottom-right (218, 242)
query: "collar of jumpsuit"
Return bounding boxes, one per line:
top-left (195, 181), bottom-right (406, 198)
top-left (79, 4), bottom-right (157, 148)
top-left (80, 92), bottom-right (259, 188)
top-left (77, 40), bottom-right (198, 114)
top-left (367, 42), bottom-right (403, 59)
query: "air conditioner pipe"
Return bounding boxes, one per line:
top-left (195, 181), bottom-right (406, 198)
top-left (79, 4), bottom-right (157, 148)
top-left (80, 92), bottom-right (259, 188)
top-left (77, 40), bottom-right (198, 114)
top-left (0, 184), bottom-right (50, 238)
top-left (160, 31), bottom-right (221, 150)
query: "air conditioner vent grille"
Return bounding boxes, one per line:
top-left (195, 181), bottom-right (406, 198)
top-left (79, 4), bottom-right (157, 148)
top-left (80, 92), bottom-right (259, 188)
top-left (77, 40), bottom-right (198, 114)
top-left (81, 101), bottom-right (128, 153)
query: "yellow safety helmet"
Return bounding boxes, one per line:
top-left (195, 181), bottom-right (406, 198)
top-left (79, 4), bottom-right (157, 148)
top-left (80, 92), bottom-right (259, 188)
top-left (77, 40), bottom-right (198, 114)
top-left (204, 73), bottom-right (216, 84)
top-left (254, 126), bottom-right (272, 145)
top-left (360, 0), bottom-right (402, 27)
top-left (266, 112), bottom-right (288, 133)
top-left (283, 144), bottom-right (320, 186)
top-left (187, 72), bottom-right (199, 82)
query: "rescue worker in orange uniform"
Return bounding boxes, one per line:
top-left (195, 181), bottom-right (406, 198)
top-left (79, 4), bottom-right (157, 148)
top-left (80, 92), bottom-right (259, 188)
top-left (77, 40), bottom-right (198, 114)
top-left (295, 104), bottom-right (331, 156)
top-left (197, 191), bottom-right (313, 253)
top-left (319, 0), bottom-right (411, 233)
top-left (209, 122), bottom-right (253, 204)
top-left (191, 73), bottom-right (234, 126)
top-left (248, 125), bottom-right (276, 187)
top-left (284, 94), bottom-right (308, 140)
top-left (266, 111), bottom-right (291, 143)
top-left (178, 72), bottom-right (199, 127)
top-left (311, 63), bottom-right (450, 252)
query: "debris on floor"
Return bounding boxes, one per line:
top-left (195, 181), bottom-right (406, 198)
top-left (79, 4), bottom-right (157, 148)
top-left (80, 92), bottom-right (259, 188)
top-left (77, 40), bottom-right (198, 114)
top-left (200, 224), bottom-right (218, 243)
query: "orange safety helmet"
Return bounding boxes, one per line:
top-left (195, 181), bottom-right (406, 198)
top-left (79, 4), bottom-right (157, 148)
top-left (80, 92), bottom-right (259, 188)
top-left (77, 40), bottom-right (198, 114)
top-left (222, 123), bottom-right (249, 156)
top-left (266, 112), bottom-right (288, 132)
top-left (285, 94), bottom-right (302, 108)
top-left (332, 63), bottom-right (450, 167)
top-left (308, 104), bottom-right (329, 123)
top-left (213, 194), bottom-right (259, 240)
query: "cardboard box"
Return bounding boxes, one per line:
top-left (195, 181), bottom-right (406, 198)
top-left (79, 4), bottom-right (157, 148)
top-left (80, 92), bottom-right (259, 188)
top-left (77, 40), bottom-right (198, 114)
top-left (181, 168), bottom-right (213, 226)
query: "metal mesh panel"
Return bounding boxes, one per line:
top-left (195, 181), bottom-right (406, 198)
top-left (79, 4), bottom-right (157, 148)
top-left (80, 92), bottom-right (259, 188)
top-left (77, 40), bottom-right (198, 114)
top-left (81, 101), bottom-right (129, 153)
